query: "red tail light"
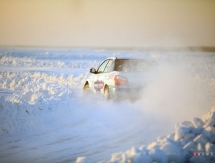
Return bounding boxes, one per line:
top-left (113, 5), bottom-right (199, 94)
top-left (114, 75), bottom-right (128, 85)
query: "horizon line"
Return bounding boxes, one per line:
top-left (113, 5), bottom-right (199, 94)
top-left (1, 45), bottom-right (215, 52)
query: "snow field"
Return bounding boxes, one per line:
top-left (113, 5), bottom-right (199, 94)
top-left (0, 48), bottom-right (215, 163)
top-left (0, 55), bottom-right (99, 68)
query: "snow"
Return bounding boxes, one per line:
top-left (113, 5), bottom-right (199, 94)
top-left (104, 107), bottom-right (215, 163)
top-left (0, 48), bottom-right (215, 163)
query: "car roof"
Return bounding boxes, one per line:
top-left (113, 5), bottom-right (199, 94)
top-left (105, 56), bottom-right (156, 62)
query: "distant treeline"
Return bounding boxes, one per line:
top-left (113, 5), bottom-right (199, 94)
top-left (101, 46), bottom-right (215, 52)
top-left (155, 46), bottom-right (215, 52)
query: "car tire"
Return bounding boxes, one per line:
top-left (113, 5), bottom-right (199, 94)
top-left (83, 83), bottom-right (90, 97)
top-left (104, 86), bottom-right (110, 100)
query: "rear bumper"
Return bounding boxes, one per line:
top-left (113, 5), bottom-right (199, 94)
top-left (108, 85), bottom-right (143, 99)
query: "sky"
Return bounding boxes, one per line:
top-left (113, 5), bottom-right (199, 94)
top-left (0, 0), bottom-right (215, 48)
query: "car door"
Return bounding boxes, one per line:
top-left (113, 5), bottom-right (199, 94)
top-left (94, 59), bottom-right (113, 93)
top-left (93, 59), bottom-right (110, 93)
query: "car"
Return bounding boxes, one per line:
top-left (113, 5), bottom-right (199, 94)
top-left (83, 57), bottom-right (158, 100)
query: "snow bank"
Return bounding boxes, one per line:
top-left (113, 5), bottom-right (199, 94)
top-left (0, 71), bottom-right (87, 103)
top-left (0, 71), bottom-right (87, 136)
top-left (93, 107), bottom-right (215, 163)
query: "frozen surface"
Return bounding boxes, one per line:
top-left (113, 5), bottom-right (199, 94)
top-left (0, 48), bottom-right (215, 162)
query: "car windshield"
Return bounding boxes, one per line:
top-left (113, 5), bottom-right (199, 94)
top-left (114, 59), bottom-right (157, 72)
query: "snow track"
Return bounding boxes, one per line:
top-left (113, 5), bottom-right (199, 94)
top-left (0, 98), bottom-right (173, 163)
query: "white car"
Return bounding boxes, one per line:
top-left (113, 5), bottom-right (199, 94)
top-left (83, 57), bottom-right (158, 100)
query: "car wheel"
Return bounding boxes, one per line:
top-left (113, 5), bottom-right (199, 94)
top-left (83, 83), bottom-right (90, 97)
top-left (104, 86), bottom-right (110, 100)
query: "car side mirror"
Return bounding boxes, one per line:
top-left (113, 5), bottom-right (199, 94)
top-left (90, 68), bottom-right (96, 73)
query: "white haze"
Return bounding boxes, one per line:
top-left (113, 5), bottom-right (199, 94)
top-left (137, 63), bottom-right (211, 123)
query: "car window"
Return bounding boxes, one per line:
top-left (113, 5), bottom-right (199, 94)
top-left (97, 60), bottom-right (109, 73)
top-left (114, 59), bottom-right (157, 72)
top-left (104, 59), bottom-right (113, 73)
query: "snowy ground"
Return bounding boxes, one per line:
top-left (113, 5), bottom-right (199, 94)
top-left (0, 48), bottom-right (215, 163)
